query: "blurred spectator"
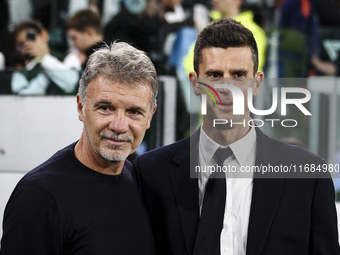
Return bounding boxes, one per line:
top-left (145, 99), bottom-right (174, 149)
top-left (179, 0), bottom-right (267, 138)
top-left (165, 0), bottom-right (196, 69)
top-left (66, 8), bottom-right (106, 69)
top-left (30, 0), bottom-right (68, 30)
top-left (162, 0), bottom-right (186, 23)
top-left (193, 3), bottom-right (211, 31)
top-left (211, 0), bottom-right (267, 71)
top-left (87, 0), bottom-right (122, 28)
top-left (103, 0), bottom-right (160, 62)
top-left (8, 0), bottom-right (70, 60)
top-left (161, 0), bottom-right (198, 139)
top-left (183, 0), bottom-right (267, 75)
top-left (11, 20), bottom-right (81, 95)
top-left (30, 0), bottom-right (70, 60)
top-left (278, 0), bottom-right (337, 77)
top-left (314, 0), bottom-right (340, 76)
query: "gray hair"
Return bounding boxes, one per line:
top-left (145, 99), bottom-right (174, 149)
top-left (79, 42), bottom-right (158, 109)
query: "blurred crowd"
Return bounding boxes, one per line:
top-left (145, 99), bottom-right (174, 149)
top-left (0, 0), bottom-right (339, 147)
top-left (0, 0), bottom-right (340, 96)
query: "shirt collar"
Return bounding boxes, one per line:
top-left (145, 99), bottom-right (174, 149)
top-left (229, 126), bottom-right (256, 166)
top-left (199, 125), bottom-right (256, 166)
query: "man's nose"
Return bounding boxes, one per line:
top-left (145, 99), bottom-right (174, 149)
top-left (108, 111), bottom-right (129, 133)
top-left (216, 77), bottom-right (232, 95)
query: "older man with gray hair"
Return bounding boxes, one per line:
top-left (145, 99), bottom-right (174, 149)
top-left (0, 42), bottom-right (157, 255)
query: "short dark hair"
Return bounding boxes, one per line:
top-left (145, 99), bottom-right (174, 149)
top-left (66, 9), bottom-right (102, 35)
top-left (12, 19), bottom-right (44, 42)
top-left (194, 18), bottom-right (259, 75)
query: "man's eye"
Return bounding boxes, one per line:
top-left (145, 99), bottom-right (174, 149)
top-left (206, 73), bottom-right (222, 81)
top-left (233, 72), bottom-right (245, 78)
top-left (209, 73), bottom-right (221, 78)
top-left (129, 109), bottom-right (140, 115)
top-left (100, 106), bottom-right (110, 111)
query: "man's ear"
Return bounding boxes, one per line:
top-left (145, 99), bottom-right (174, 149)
top-left (147, 104), bottom-right (157, 129)
top-left (189, 71), bottom-right (201, 96)
top-left (85, 27), bottom-right (96, 37)
top-left (77, 94), bottom-right (84, 122)
top-left (41, 29), bottom-right (49, 42)
top-left (253, 71), bottom-right (264, 96)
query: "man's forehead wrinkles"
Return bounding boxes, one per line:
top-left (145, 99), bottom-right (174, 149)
top-left (91, 96), bottom-right (149, 110)
top-left (93, 100), bottom-right (112, 107)
top-left (229, 68), bottom-right (249, 73)
top-left (204, 68), bottom-right (222, 73)
top-left (204, 67), bottom-right (249, 73)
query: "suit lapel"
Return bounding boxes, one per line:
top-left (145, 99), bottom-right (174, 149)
top-left (168, 128), bottom-right (284, 255)
top-left (170, 130), bottom-right (200, 255)
top-left (246, 128), bottom-right (285, 255)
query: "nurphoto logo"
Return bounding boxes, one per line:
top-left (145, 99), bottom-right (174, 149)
top-left (198, 81), bottom-right (312, 128)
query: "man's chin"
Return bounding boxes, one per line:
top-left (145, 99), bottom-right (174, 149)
top-left (99, 149), bottom-right (130, 162)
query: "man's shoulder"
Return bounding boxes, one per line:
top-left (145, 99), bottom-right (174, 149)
top-left (138, 136), bottom-right (190, 162)
top-left (259, 130), bottom-right (325, 164)
top-left (19, 143), bottom-right (77, 188)
top-left (134, 137), bottom-right (191, 174)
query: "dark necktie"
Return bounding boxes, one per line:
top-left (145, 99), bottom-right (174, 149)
top-left (194, 147), bottom-right (233, 255)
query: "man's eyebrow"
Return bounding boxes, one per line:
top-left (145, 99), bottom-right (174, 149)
top-left (129, 106), bottom-right (147, 114)
top-left (94, 100), bottom-right (112, 107)
top-left (204, 69), bottom-right (223, 75)
top-left (229, 68), bottom-right (249, 74)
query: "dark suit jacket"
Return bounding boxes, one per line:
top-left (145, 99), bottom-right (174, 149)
top-left (134, 128), bottom-right (339, 255)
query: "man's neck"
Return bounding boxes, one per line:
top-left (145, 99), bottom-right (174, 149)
top-left (74, 134), bottom-right (125, 175)
top-left (202, 118), bottom-right (251, 146)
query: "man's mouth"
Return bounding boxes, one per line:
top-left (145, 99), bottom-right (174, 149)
top-left (217, 102), bottom-right (233, 110)
top-left (104, 138), bottom-right (128, 146)
top-left (101, 134), bottom-right (133, 146)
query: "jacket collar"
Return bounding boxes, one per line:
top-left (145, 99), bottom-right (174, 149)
top-left (170, 129), bottom-right (200, 254)
top-left (170, 128), bottom-right (285, 255)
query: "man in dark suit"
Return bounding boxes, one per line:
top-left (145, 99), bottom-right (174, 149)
top-left (134, 18), bottom-right (339, 255)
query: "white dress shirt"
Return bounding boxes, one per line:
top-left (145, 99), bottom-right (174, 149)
top-left (198, 126), bottom-right (257, 255)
